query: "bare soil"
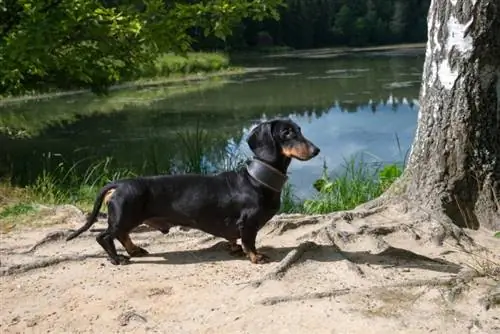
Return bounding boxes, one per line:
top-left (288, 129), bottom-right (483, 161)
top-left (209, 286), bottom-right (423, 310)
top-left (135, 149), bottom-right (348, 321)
top-left (1, 201), bottom-right (499, 333)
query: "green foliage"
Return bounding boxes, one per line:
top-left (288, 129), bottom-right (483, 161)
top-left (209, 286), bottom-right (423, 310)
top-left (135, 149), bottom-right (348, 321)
top-left (27, 154), bottom-right (136, 205)
top-left (379, 163), bottom-right (403, 191)
top-left (176, 123), bottom-right (212, 174)
top-left (280, 183), bottom-right (303, 214)
top-left (494, 232), bottom-right (500, 238)
top-left (0, 203), bottom-right (37, 218)
top-left (302, 157), bottom-right (403, 214)
top-left (2, 149), bottom-right (404, 216)
top-left (140, 52), bottom-right (230, 78)
top-left (216, 0), bottom-right (430, 50)
top-left (0, 0), bottom-right (282, 95)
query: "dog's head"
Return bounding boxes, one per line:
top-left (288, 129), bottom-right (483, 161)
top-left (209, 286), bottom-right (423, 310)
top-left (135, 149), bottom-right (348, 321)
top-left (247, 119), bottom-right (320, 162)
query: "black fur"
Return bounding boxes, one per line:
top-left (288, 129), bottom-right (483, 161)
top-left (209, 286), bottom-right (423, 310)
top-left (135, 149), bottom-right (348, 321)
top-left (66, 119), bottom-right (320, 265)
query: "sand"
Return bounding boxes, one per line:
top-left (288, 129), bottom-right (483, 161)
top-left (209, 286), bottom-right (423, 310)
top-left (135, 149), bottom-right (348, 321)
top-left (1, 203), bottom-right (499, 333)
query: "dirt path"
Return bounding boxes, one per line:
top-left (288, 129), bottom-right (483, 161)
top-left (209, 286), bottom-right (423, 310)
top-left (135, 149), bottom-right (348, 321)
top-left (1, 203), bottom-right (499, 333)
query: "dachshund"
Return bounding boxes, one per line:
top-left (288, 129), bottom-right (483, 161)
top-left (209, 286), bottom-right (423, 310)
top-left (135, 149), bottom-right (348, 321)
top-left (66, 119), bottom-right (320, 265)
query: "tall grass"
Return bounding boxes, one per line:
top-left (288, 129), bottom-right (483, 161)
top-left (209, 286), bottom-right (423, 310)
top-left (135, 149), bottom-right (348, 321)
top-left (1, 128), bottom-right (248, 211)
top-left (27, 154), bottom-right (136, 207)
top-left (139, 52), bottom-right (230, 79)
top-left (1, 129), bottom-right (404, 218)
top-left (301, 156), bottom-right (403, 214)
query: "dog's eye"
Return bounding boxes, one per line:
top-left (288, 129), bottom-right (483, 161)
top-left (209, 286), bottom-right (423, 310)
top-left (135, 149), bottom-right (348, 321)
top-left (282, 128), bottom-right (294, 138)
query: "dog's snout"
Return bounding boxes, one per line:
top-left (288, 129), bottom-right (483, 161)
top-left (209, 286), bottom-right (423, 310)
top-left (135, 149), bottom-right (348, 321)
top-left (312, 146), bottom-right (320, 156)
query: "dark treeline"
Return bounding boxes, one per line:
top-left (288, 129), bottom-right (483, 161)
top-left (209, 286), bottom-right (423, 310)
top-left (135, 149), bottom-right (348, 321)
top-left (0, 0), bottom-right (429, 96)
top-left (194, 0), bottom-right (430, 50)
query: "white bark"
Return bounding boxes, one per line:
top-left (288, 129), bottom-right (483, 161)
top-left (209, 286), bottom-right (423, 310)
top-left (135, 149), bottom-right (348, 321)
top-left (405, 0), bottom-right (500, 230)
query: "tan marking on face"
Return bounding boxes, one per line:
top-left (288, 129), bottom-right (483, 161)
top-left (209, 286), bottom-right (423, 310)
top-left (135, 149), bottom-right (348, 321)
top-left (282, 143), bottom-right (311, 160)
top-left (103, 189), bottom-right (115, 205)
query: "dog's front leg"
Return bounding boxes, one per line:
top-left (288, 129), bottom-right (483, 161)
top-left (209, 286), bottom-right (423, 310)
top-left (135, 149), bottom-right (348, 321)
top-left (238, 222), bottom-right (269, 264)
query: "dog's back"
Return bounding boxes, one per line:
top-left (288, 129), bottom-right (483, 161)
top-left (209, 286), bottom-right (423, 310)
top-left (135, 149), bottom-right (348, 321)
top-left (115, 170), bottom-right (263, 239)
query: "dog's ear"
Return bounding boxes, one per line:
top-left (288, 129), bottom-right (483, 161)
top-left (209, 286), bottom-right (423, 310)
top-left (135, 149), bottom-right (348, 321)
top-left (247, 121), bottom-right (277, 160)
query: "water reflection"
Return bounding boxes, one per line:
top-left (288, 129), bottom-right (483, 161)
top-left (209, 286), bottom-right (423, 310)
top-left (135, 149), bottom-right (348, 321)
top-left (0, 53), bottom-right (423, 197)
top-left (235, 98), bottom-right (418, 198)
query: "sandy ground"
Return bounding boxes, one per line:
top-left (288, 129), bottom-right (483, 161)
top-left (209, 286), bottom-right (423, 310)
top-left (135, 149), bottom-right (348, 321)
top-left (1, 204), bottom-right (499, 334)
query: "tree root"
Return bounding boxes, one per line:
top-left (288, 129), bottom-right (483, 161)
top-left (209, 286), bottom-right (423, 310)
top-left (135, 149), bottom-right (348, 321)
top-left (259, 268), bottom-right (479, 306)
top-left (324, 230), bottom-right (365, 277)
top-left (478, 282), bottom-right (500, 311)
top-left (242, 241), bottom-right (320, 288)
top-left (339, 204), bottom-right (388, 222)
top-left (263, 214), bottom-right (328, 237)
top-left (0, 252), bottom-right (102, 277)
top-left (261, 288), bottom-right (352, 306)
top-left (117, 310), bottom-right (147, 326)
top-left (19, 230), bottom-right (73, 254)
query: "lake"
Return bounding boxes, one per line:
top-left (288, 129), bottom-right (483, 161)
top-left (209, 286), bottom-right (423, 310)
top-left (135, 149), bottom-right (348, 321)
top-left (0, 48), bottom-right (425, 199)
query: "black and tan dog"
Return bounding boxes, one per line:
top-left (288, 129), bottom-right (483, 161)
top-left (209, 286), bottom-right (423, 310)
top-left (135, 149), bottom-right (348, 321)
top-left (66, 119), bottom-right (320, 265)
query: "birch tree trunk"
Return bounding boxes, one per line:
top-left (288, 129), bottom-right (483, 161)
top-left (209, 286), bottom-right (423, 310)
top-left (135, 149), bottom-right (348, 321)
top-left (403, 0), bottom-right (500, 230)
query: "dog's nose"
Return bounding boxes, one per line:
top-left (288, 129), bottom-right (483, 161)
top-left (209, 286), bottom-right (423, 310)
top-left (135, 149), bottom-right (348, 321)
top-left (311, 146), bottom-right (320, 157)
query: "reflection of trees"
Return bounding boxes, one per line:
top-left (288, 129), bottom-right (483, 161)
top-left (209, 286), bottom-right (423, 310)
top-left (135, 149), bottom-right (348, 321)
top-left (0, 109), bottom-right (255, 186)
top-left (0, 92), bottom-right (419, 187)
top-left (1, 55), bottom-right (422, 187)
top-left (283, 94), bottom-right (418, 119)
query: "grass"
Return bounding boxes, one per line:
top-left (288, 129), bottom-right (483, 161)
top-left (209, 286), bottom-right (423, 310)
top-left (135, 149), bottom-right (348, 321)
top-left (0, 124), bottom-right (405, 223)
top-left (280, 156), bottom-right (404, 215)
top-left (0, 203), bottom-right (37, 219)
top-left (139, 52), bottom-right (230, 79)
top-left (0, 151), bottom-right (404, 225)
top-left (0, 52), bottom-right (234, 101)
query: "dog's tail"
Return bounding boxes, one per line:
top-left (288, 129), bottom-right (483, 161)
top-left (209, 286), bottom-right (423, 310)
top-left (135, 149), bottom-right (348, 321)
top-left (66, 182), bottom-right (118, 241)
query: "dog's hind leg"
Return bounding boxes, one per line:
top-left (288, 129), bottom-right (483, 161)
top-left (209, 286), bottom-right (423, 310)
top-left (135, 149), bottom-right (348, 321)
top-left (117, 233), bottom-right (149, 257)
top-left (95, 200), bottom-right (133, 265)
top-left (96, 230), bottom-right (130, 265)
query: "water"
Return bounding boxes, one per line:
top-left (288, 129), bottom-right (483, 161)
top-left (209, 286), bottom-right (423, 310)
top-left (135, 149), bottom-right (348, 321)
top-left (0, 50), bottom-right (424, 198)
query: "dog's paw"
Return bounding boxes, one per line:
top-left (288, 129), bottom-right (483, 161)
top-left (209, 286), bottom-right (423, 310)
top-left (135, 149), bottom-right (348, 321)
top-left (109, 255), bottom-right (131, 265)
top-left (128, 247), bottom-right (149, 257)
top-left (249, 252), bottom-right (270, 264)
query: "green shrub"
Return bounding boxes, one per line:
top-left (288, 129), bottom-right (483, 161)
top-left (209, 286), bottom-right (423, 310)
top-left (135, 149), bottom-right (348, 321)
top-left (302, 157), bottom-right (403, 214)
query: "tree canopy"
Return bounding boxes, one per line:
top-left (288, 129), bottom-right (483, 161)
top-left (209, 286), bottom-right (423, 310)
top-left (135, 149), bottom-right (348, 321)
top-left (196, 0), bottom-right (430, 50)
top-left (0, 0), bottom-right (282, 95)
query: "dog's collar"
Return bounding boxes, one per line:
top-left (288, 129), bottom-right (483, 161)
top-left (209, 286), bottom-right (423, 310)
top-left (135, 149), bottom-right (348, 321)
top-left (246, 159), bottom-right (288, 192)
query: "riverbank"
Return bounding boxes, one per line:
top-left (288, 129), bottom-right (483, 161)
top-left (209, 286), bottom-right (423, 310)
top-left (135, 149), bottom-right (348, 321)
top-left (0, 155), bottom-right (404, 233)
top-left (1, 43), bottom-right (426, 104)
top-left (0, 52), bottom-right (239, 103)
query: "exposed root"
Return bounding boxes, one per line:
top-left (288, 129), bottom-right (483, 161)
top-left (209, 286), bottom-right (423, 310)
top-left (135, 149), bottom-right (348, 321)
top-left (0, 252), bottom-right (102, 277)
top-left (19, 230), bottom-right (73, 254)
top-left (265, 215), bottom-right (326, 235)
top-left (478, 282), bottom-right (500, 310)
top-left (242, 241), bottom-right (320, 287)
top-left (117, 310), bottom-right (147, 326)
top-left (260, 268), bottom-right (479, 306)
top-left (261, 288), bottom-right (351, 306)
top-left (339, 204), bottom-right (388, 223)
top-left (325, 230), bottom-right (365, 277)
